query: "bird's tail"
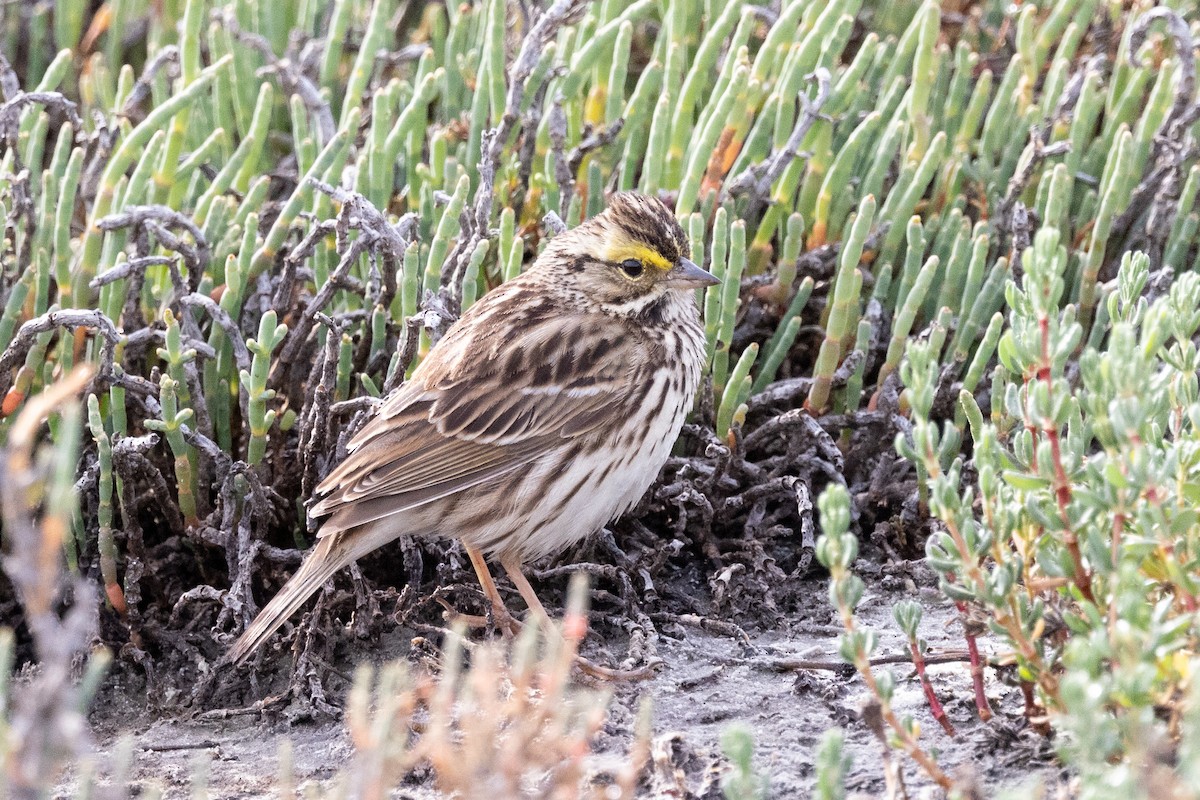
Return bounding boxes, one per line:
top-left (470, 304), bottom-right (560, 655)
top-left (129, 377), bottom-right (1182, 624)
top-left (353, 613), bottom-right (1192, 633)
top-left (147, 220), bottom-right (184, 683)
top-left (227, 535), bottom-right (350, 664)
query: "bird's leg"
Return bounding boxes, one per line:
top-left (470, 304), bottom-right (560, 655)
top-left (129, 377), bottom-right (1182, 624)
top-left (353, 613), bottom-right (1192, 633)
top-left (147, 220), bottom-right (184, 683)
top-left (500, 556), bottom-right (660, 683)
top-left (465, 545), bottom-right (520, 636)
top-left (500, 556), bottom-right (554, 629)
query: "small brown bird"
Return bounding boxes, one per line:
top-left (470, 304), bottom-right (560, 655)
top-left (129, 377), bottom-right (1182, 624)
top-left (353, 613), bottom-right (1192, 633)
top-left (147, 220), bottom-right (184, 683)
top-left (228, 193), bottom-right (718, 664)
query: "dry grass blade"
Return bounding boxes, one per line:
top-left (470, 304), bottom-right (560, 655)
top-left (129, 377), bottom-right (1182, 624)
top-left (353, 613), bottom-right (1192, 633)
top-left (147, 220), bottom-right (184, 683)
top-left (331, 577), bottom-right (649, 799)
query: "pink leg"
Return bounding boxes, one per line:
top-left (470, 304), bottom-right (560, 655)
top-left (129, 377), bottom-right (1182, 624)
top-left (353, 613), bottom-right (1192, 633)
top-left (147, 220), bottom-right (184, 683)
top-left (466, 545), bottom-right (519, 635)
top-left (500, 555), bottom-right (660, 682)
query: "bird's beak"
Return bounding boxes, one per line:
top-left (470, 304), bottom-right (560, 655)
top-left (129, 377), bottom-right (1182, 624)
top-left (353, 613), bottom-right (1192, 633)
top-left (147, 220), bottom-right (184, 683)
top-left (665, 257), bottom-right (720, 288)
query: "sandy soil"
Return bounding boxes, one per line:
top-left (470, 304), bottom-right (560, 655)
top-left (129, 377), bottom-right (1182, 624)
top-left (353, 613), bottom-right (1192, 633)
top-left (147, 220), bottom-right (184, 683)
top-left (63, 568), bottom-right (1060, 799)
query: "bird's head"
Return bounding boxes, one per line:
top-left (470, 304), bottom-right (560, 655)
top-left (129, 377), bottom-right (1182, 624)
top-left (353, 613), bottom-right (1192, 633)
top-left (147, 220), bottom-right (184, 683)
top-left (541, 192), bottom-right (720, 315)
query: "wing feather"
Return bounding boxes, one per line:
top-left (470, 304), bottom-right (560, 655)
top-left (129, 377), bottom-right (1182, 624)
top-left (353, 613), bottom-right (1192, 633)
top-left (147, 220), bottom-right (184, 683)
top-left (309, 291), bottom-right (641, 536)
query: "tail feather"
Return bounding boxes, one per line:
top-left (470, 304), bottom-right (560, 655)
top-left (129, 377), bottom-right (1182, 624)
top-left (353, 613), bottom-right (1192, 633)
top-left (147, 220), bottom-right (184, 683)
top-left (227, 536), bottom-right (349, 664)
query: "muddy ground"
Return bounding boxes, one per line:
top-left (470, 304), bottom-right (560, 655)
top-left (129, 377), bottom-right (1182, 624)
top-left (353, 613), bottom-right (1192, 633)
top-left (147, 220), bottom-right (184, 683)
top-left (57, 560), bottom-right (1061, 799)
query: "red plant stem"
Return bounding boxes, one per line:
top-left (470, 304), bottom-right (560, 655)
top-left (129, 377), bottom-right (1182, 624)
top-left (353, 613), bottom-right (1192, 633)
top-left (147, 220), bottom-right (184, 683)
top-left (851, 650), bottom-right (954, 788)
top-left (834, 585), bottom-right (953, 788)
top-left (932, 464), bottom-right (1057, 702)
top-left (1020, 679), bottom-right (1051, 735)
top-left (909, 639), bottom-right (957, 737)
top-left (1020, 680), bottom-right (1036, 715)
top-left (954, 600), bottom-right (993, 722)
top-left (1038, 313), bottom-right (1096, 604)
top-left (1045, 425), bottom-right (1095, 603)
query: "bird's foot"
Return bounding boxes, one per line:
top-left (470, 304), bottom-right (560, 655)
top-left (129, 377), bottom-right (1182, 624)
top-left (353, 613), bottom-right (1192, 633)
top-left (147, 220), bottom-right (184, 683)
top-left (435, 598), bottom-right (523, 638)
top-left (488, 604), bottom-right (524, 638)
top-left (439, 597), bottom-right (659, 680)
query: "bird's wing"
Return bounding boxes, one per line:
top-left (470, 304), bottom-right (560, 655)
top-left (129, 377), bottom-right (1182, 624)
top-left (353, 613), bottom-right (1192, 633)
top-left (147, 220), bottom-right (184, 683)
top-left (309, 301), bottom-right (639, 534)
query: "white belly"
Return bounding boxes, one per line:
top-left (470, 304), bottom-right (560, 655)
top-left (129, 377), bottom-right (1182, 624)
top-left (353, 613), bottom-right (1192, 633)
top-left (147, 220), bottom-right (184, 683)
top-left (521, 369), bottom-right (689, 561)
top-left (453, 367), bottom-right (692, 563)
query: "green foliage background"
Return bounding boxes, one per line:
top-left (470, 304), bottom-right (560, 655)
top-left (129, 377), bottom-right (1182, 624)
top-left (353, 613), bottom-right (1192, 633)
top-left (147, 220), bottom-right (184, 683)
top-left (3, 0), bottom-right (1200, 795)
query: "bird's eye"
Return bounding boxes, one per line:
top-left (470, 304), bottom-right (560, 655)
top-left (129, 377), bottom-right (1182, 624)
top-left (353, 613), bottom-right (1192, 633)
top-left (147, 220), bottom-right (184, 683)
top-left (620, 259), bottom-right (644, 278)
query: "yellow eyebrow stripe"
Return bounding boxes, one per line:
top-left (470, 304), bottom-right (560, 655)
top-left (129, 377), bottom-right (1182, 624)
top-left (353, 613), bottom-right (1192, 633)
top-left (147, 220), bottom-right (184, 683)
top-left (604, 243), bottom-right (672, 271)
